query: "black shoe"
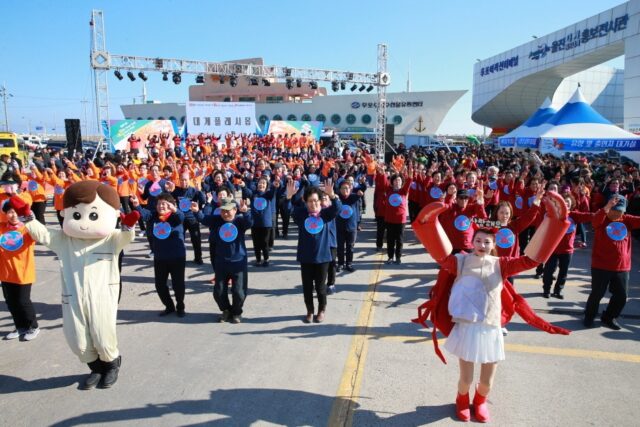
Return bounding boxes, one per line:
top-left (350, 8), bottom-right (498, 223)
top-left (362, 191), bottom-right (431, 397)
top-left (394, 259), bottom-right (402, 265)
top-left (194, 259), bottom-right (204, 265)
top-left (253, 260), bottom-right (262, 267)
top-left (583, 317), bottom-right (596, 328)
top-left (336, 264), bottom-right (344, 273)
top-left (80, 360), bottom-right (103, 390)
top-left (327, 285), bottom-right (337, 295)
top-left (552, 292), bottom-right (564, 300)
top-left (601, 316), bottom-right (622, 330)
top-left (345, 264), bottom-right (355, 272)
top-left (534, 274), bottom-right (542, 280)
top-left (542, 292), bottom-right (550, 299)
top-left (98, 356), bottom-right (121, 389)
top-left (219, 310), bottom-right (231, 323)
top-left (386, 258), bottom-right (394, 264)
top-left (159, 307), bottom-right (175, 317)
top-left (262, 260), bottom-right (270, 267)
top-left (177, 309), bottom-right (186, 318)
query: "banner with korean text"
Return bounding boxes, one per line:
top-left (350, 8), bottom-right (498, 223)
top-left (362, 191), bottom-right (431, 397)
top-left (186, 101), bottom-right (256, 135)
top-left (104, 119), bottom-right (181, 156)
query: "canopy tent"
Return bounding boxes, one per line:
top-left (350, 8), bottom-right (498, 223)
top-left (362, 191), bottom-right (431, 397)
top-left (498, 97), bottom-right (556, 149)
top-left (537, 87), bottom-right (640, 163)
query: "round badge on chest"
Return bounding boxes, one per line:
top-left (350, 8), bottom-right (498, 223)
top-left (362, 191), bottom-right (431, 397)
top-left (178, 198), bottom-right (191, 212)
top-left (339, 205), bottom-right (354, 219)
top-left (153, 222), bottom-right (171, 240)
top-left (496, 228), bottom-right (515, 248)
top-left (0, 230), bottom-right (24, 251)
top-left (304, 216), bottom-right (324, 234)
top-left (454, 215), bottom-right (471, 231)
top-left (219, 222), bottom-right (238, 242)
top-left (254, 197), bottom-right (267, 211)
top-left (606, 222), bottom-right (627, 241)
top-left (388, 193), bottom-right (402, 207)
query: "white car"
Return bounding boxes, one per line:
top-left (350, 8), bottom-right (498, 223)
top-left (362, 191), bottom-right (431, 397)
top-left (20, 135), bottom-right (46, 151)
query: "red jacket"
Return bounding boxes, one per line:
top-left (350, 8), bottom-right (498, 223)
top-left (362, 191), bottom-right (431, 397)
top-left (383, 178), bottom-right (413, 224)
top-left (495, 205), bottom-right (539, 257)
top-left (591, 209), bottom-right (640, 271)
top-left (552, 211), bottom-right (594, 254)
top-left (440, 201), bottom-right (487, 251)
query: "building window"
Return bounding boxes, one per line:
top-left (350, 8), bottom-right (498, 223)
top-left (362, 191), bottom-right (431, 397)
top-left (346, 114), bottom-right (356, 125)
top-left (301, 114), bottom-right (312, 121)
top-left (259, 115), bottom-right (269, 125)
top-left (239, 97), bottom-right (256, 102)
top-left (273, 114), bottom-right (283, 121)
top-left (287, 114), bottom-right (297, 121)
top-left (316, 114), bottom-right (326, 122)
top-left (169, 116), bottom-right (177, 123)
top-left (331, 114), bottom-right (341, 125)
top-left (393, 115), bottom-right (403, 125)
top-left (362, 114), bottom-right (372, 125)
top-left (223, 97), bottom-right (231, 102)
top-left (266, 96), bottom-right (284, 103)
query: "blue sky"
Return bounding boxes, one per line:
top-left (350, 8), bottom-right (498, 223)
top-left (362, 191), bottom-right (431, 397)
top-left (0, 0), bottom-right (626, 136)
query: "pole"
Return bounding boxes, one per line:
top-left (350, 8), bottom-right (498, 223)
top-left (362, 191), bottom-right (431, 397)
top-left (81, 99), bottom-right (89, 138)
top-left (1, 84), bottom-right (10, 131)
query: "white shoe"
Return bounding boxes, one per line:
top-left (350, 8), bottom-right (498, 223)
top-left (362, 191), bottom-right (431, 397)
top-left (23, 328), bottom-right (40, 341)
top-left (138, 231), bottom-right (146, 237)
top-left (5, 329), bottom-right (22, 340)
top-left (147, 251), bottom-right (154, 258)
top-left (501, 327), bottom-right (509, 336)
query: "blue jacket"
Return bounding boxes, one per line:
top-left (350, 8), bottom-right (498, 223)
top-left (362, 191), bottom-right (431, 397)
top-left (137, 207), bottom-right (186, 260)
top-left (171, 186), bottom-right (206, 223)
top-left (336, 193), bottom-right (362, 232)
top-left (243, 186), bottom-right (276, 228)
top-left (197, 210), bottom-right (253, 272)
top-left (291, 197), bottom-right (341, 263)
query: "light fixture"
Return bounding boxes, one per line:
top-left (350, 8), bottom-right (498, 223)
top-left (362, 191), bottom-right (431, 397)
top-left (309, 81), bottom-right (318, 90)
top-left (219, 75), bottom-right (225, 84)
top-left (114, 70), bottom-right (123, 80)
top-left (230, 74), bottom-right (238, 87)
top-left (127, 71), bottom-right (136, 81)
top-left (138, 72), bottom-right (148, 81)
top-left (532, 35), bottom-right (538, 39)
top-left (340, 82), bottom-right (346, 90)
top-left (350, 84), bottom-right (357, 92)
top-left (262, 78), bottom-right (271, 86)
top-left (162, 71), bottom-right (168, 81)
top-left (172, 72), bottom-right (181, 84)
top-left (286, 78), bottom-right (293, 89)
top-left (249, 78), bottom-right (258, 86)
top-left (196, 75), bottom-right (205, 84)
top-left (366, 85), bottom-right (374, 92)
top-left (358, 84), bottom-right (366, 92)
top-left (331, 81), bottom-right (339, 92)
top-left (296, 78), bottom-right (302, 88)
top-left (284, 67), bottom-right (292, 77)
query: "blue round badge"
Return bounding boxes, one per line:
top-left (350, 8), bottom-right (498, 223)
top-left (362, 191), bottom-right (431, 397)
top-left (488, 180), bottom-right (498, 191)
top-left (496, 228), bottom-right (515, 249)
top-left (410, 182), bottom-right (417, 190)
top-left (467, 188), bottom-right (476, 198)
top-left (128, 179), bottom-right (136, 185)
top-left (149, 184), bottom-right (162, 197)
top-left (304, 216), bottom-right (324, 234)
top-left (27, 180), bottom-right (38, 192)
top-left (388, 193), bottom-right (402, 207)
top-left (515, 196), bottom-right (523, 210)
top-left (606, 222), bottom-right (627, 241)
top-left (528, 196), bottom-right (537, 207)
top-left (0, 230), bottom-right (24, 251)
top-left (307, 174), bottom-right (319, 185)
top-left (454, 215), bottom-right (471, 231)
top-left (117, 178), bottom-right (123, 186)
top-left (219, 222), bottom-right (238, 243)
top-left (54, 185), bottom-right (65, 195)
top-left (153, 222), bottom-right (171, 240)
top-left (254, 197), bottom-right (267, 211)
top-left (294, 180), bottom-right (300, 190)
top-left (430, 187), bottom-right (443, 199)
top-left (178, 198), bottom-right (191, 212)
top-left (138, 178), bottom-right (148, 188)
top-left (566, 217), bottom-right (576, 234)
top-left (503, 185), bottom-right (510, 195)
top-left (339, 205), bottom-right (354, 219)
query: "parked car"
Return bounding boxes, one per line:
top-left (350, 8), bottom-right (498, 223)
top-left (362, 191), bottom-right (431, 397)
top-left (21, 134), bottom-right (46, 151)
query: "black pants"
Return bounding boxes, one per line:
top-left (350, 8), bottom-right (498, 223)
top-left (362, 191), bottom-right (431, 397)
top-left (519, 226), bottom-right (535, 254)
top-left (183, 220), bottom-right (203, 262)
top-left (408, 200), bottom-right (420, 224)
top-left (213, 267), bottom-right (248, 315)
top-left (337, 229), bottom-right (357, 265)
top-left (386, 223), bottom-right (405, 261)
top-left (119, 196), bottom-right (132, 214)
top-left (585, 268), bottom-right (629, 321)
top-left (153, 258), bottom-right (186, 310)
top-left (326, 248), bottom-right (337, 287)
top-left (2, 282), bottom-right (38, 330)
top-left (252, 227), bottom-right (271, 262)
top-left (278, 198), bottom-right (291, 237)
top-left (543, 253), bottom-right (572, 294)
top-left (32, 201), bottom-right (46, 225)
top-left (56, 210), bottom-right (64, 227)
top-left (375, 216), bottom-right (386, 249)
top-left (118, 250), bottom-right (123, 303)
top-left (301, 262), bottom-right (329, 313)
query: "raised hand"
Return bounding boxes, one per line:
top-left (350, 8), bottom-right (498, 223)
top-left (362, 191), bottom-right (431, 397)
top-left (190, 201), bottom-right (200, 213)
top-left (324, 178), bottom-right (335, 198)
top-left (286, 179), bottom-right (297, 200)
top-left (165, 181), bottom-right (176, 192)
top-left (129, 194), bottom-right (140, 208)
top-left (238, 198), bottom-right (249, 213)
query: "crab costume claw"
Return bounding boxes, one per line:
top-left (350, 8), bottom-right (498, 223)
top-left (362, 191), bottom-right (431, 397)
top-left (412, 202), bottom-right (452, 263)
top-left (524, 191), bottom-right (570, 264)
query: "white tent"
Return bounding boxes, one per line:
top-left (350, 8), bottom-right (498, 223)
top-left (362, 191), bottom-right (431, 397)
top-left (538, 87), bottom-right (640, 163)
top-left (498, 97), bottom-right (556, 149)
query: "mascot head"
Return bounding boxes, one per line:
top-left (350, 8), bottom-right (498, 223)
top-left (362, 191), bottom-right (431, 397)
top-left (61, 181), bottom-right (120, 239)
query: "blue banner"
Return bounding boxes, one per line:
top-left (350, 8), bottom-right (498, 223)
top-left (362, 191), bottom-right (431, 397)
top-left (551, 138), bottom-right (640, 151)
top-left (516, 137), bottom-right (539, 148)
top-left (498, 137), bottom-right (515, 147)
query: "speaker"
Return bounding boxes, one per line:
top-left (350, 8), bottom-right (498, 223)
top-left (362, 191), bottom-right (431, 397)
top-left (64, 119), bottom-right (82, 158)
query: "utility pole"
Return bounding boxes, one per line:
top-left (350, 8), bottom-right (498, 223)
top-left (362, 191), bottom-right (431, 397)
top-left (81, 99), bottom-right (89, 138)
top-left (0, 84), bottom-right (12, 131)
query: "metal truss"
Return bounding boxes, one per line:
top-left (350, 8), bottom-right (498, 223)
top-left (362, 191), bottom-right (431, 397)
top-left (376, 44), bottom-right (389, 162)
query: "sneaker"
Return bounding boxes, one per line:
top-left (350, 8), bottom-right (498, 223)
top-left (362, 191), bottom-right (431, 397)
top-left (231, 315), bottom-right (242, 324)
top-left (552, 292), bottom-right (564, 300)
top-left (345, 264), bottom-right (355, 272)
top-left (138, 231), bottom-right (146, 237)
top-left (336, 264), bottom-right (344, 273)
top-left (542, 292), bottom-right (550, 299)
top-left (501, 327), bottom-right (509, 336)
top-left (147, 251), bottom-right (154, 258)
top-left (5, 329), bottom-right (22, 340)
top-left (219, 310), bottom-right (231, 323)
top-left (159, 307), bottom-right (175, 317)
top-left (23, 328), bottom-right (40, 341)
top-left (262, 260), bottom-right (270, 267)
top-left (386, 258), bottom-right (394, 264)
top-left (327, 285), bottom-right (337, 295)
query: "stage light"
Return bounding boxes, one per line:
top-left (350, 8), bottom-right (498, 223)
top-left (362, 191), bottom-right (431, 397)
top-left (366, 85), bottom-right (374, 92)
top-left (196, 75), bottom-right (205, 84)
top-left (262, 78), bottom-right (271, 86)
top-left (162, 71), bottom-right (168, 81)
top-left (138, 72), bottom-right (148, 81)
top-left (127, 71), bottom-right (136, 81)
top-left (284, 67), bottom-right (292, 77)
top-left (359, 84), bottom-right (366, 92)
top-left (350, 84), bottom-right (357, 92)
top-left (309, 81), bottom-right (318, 90)
top-left (219, 75), bottom-right (225, 84)
top-left (230, 74), bottom-right (238, 87)
top-left (347, 72), bottom-right (354, 80)
top-left (340, 82), bottom-right (346, 90)
top-left (114, 70), bottom-right (123, 80)
top-left (286, 78), bottom-right (293, 89)
top-left (331, 81), bottom-right (339, 92)
top-left (296, 78), bottom-right (302, 88)
top-left (172, 72), bottom-right (181, 84)
top-left (250, 78), bottom-right (258, 86)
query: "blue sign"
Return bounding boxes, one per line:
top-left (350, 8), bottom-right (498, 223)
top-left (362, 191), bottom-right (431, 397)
top-left (496, 228), bottom-right (516, 249)
top-left (304, 216), bottom-right (324, 234)
top-left (515, 196), bottom-right (523, 210)
top-left (606, 222), bottom-right (627, 241)
top-left (516, 138), bottom-right (539, 148)
top-left (499, 137), bottom-right (516, 148)
top-left (550, 138), bottom-right (640, 152)
top-left (219, 222), bottom-right (238, 243)
top-left (0, 230), bottom-right (24, 251)
top-left (488, 180), bottom-right (498, 191)
top-left (138, 178), bottom-right (148, 188)
top-left (502, 185), bottom-right (510, 195)
top-left (454, 215), bottom-right (471, 231)
top-left (54, 185), bottom-right (65, 195)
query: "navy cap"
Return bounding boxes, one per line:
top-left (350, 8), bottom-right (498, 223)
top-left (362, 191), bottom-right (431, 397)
top-left (611, 196), bottom-right (627, 212)
top-left (457, 189), bottom-right (469, 198)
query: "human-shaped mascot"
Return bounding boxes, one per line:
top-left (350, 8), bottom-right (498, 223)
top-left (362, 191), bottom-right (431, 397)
top-left (9, 181), bottom-right (140, 390)
top-left (411, 191), bottom-right (571, 423)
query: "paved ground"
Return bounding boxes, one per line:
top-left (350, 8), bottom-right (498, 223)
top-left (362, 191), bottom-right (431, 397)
top-left (1, 193), bottom-right (639, 427)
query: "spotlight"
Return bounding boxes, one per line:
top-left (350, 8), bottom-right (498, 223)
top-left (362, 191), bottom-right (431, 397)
top-left (138, 72), bottom-right (148, 81)
top-left (331, 81), bottom-right (339, 92)
top-left (230, 74), bottom-right (238, 87)
top-left (284, 67), bottom-right (292, 77)
top-left (250, 78), bottom-right (258, 86)
top-left (219, 75), bottom-right (225, 84)
top-left (359, 84), bottom-right (366, 92)
top-left (366, 85), bottom-right (374, 92)
top-left (196, 75), bottom-right (205, 84)
top-left (114, 70), bottom-right (123, 80)
top-left (347, 72), bottom-right (354, 80)
top-left (350, 84), bottom-right (357, 92)
top-left (172, 72), bottom-right (181, 84)
top-left (340, 82), bottom-right (346, 90)
top-left (309, 81), bottom-right (318, 90)
top-left (127, 71), bottom-right (136, 81)
top-left (262, 78), bottom-right (271, 86)
top-left (162, 71), bottom-right (168, 81)
top-left (286, 78), bottom-right (293, 89)
top-left (296, 78), bottom-right (302, 88)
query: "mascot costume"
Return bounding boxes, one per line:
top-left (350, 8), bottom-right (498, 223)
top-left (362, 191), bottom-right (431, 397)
top-left (10, 181), bottom-right (140, 390)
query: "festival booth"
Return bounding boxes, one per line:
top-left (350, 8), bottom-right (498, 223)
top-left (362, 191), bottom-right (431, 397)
top-left (498, 97), bottom-right (556, 150)
top-left (537, 88), bottom-right (640, 164)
